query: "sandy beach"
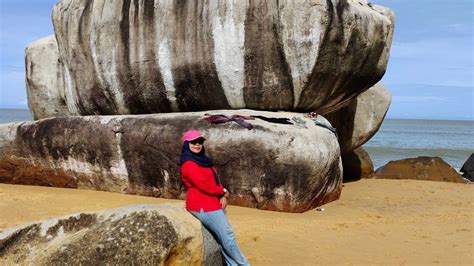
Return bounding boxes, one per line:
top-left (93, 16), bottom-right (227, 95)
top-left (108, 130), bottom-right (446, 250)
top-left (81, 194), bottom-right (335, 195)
top-left (1, 179), bottom-right (472, 265)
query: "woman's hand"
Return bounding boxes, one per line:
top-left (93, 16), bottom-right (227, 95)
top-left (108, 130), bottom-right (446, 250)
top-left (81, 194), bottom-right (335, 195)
top-left (220, 196), bottom-right (228, 209)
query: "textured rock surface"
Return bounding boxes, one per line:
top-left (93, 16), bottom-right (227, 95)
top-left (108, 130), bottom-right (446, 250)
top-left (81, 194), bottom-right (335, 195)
top-left (341, 147), bottom-right (374, 181)
top-left (28, 0), bottom-right (396, 118)
top-left (325, 82), bottom-right (391, 155)
top-left (0, 204), bottom-right (223, 265)
top-left (460, 153), bottom-right (474, 182)
top-left (0, 109), bottom-right (342, 212)
top-left (25, 35), bottom-right (71, 119)
top-left (373, 157), bottom-right (469, 183)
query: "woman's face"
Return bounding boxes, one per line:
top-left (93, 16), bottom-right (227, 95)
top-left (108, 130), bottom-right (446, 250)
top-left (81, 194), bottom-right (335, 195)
top-left (188, 138), bottom-right (204, 154)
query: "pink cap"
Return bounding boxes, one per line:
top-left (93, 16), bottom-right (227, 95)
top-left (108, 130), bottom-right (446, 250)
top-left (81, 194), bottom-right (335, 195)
top-left (182, 130), bottom-right (206, 143)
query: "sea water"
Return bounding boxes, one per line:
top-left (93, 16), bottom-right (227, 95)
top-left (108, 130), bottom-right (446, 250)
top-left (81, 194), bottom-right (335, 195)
top-left (1, 108), bottom-right (472, 170)
top-left (0, 108), bottom-right (33, 124)
top-left (364, 119), bottom-right (473, 170)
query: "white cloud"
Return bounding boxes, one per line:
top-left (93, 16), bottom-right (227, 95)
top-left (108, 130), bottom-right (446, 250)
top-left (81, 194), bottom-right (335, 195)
top-left (444, 23), bottom-right (471, 34)
top-left (392, 96), bottom-right (448, 103)
top-left (6, 70), bottom-right (25, 80)
top-left (390, 38), bottom-right (472, 60)
top-left (385, 37), bottom-right (473, 87)
top-left (18, 99), bottom-right (28, 106)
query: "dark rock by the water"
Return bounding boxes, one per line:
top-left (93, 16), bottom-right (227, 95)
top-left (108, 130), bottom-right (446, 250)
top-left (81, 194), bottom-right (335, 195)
top-left (0, 109), bottom-right (342, 213)
top-left (460, 153), bottom-right (474, 182)
top-left (0, 204), bottom-right (223, 265)
top-left (373, 157), bottom-right (468, 183)
top-left (342, 147), bottom-right (374, 182)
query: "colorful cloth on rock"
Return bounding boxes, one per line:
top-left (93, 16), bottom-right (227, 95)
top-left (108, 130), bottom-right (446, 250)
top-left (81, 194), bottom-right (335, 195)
top-left (204, 114), bottom-right (254, 130)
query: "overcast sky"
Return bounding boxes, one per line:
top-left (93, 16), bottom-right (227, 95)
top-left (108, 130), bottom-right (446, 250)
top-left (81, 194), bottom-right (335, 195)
top-left (0, 0), bottom-right (472, 120)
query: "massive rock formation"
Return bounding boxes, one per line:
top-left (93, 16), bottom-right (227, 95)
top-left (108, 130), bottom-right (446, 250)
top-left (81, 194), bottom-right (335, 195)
top-left (373, 157), bottom-right (469, 183)
top-left (0, 110), bottom-right (342, 213)
top-left (25, 0), bottom-right (394, 118)
top-left (325, 82), bottom-right (391, 155)
top-left (25, 35), bottom-right (71, 120)
top-left (14, 0), bottom-right (397, 215)
top-left (0, 204), bottom-right (224, 265)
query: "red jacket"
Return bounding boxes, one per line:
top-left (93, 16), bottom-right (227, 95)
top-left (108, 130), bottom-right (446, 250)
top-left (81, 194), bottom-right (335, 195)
top-left (181, 161), bottom-right (225, 212)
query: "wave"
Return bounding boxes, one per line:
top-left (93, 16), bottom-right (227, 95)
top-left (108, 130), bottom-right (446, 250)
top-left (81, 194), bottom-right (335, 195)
top-left (364, 146), bottom-right (473, 156)
top-left (364, 146), bottom-right (472, 170)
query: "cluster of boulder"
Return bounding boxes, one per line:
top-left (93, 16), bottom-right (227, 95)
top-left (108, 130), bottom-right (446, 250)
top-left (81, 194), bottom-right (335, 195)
top-left (2, 2), bottom-right (471, 262)
top-left (2, 0), bottom-right (396, 213)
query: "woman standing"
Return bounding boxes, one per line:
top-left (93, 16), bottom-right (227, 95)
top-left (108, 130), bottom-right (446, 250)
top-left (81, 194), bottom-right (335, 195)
top-left (180, 130), bottom-right (249, 266)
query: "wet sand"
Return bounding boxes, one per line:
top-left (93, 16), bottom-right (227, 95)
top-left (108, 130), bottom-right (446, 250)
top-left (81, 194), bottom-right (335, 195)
top-left (1, 179), bottom-right (472, 265)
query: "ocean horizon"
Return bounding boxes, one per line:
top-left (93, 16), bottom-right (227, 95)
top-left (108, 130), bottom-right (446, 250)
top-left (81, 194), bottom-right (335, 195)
top-left (1, 108), bottom-right (472, 170)
top-left (364, 118), bottom-right (473, 171)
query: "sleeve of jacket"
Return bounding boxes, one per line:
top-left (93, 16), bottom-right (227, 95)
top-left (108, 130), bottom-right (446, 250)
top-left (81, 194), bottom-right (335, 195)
top-left (182, 161), bottom-right (225, 196)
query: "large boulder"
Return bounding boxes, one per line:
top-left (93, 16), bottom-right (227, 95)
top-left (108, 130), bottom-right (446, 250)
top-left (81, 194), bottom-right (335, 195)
top-left (0, 204), bottom-right (223, 265)
top-left (22, 0), bottom-right (396, 118)
top-left (373, 157), bottom-right (469, 183)
top-left (0, 109), bottom-right (342, 213)
top-left (25, 35), bottom-right (71, 120)
top-left (325, 82), bottom-right (391, 155)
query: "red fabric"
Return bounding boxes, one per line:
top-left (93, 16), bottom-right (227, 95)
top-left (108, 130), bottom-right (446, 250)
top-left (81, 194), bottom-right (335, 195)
top-left (181, 161), bottom-right (225, 212)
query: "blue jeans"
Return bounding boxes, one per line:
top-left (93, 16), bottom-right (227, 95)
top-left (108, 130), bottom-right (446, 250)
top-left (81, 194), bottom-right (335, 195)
top-left (191, 209), bottom-right (249, 266)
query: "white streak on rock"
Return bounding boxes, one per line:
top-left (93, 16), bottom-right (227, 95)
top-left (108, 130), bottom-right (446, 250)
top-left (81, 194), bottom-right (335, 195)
top-left (40, 219), bottom-right (59, 237)
top-left (155, 0), bottom-right (179, 111)
top-left (60, 157), bottom-right (96, 176)
top-left (63, 65), bottom-right (79, 115)
top-left (0, 123), bottom-right (19, 146)
top-left (94, 1), bottom-right (129, 114)
top-left (110, 132), bottom-right (129, 180)
top-left (211, 0), bottom-right (247, 108)
top-left (163, 170), bottom-right (169, 184)
top-left (278, 1), bottom-right (324, 108)
top-left (158, 39), bottom-right (179, 111)
top-left (109, 50), bottom-right (128, 114)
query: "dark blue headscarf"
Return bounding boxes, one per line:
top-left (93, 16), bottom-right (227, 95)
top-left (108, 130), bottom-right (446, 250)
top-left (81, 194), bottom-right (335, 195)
top-left (179, 141), bottom-right (213, 167)
top-left (179, 141), bottom-right (221, 185)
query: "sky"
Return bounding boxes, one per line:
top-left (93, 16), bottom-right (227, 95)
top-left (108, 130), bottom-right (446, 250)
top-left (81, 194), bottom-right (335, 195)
top-left (0, 0), bottom-right (472, 120)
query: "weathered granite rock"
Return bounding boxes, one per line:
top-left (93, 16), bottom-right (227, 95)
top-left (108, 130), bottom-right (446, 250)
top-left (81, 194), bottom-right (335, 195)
top-left (342, 147), bottom-right (374, 181)
top-left (0, 204), bottom-right (224, 265)
top-left (325, 82), bottom-right (391, 155)
top-left (460, 153), bottom-right (474, 182)
top-left (26, 0), bottom-right (395, 118)
top-left (373, 157), bottom-right (469, 183)
top-left (0, 109), bottom-right (342, 212)
top-left (25, 35), bottom-right (71, 119)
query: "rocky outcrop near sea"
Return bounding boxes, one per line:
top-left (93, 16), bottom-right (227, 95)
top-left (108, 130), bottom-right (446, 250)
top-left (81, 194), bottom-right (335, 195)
top-left (1, 0), bottom-right (396, 214)
top-left (372, 157), bottom-right (470, 183)
top-left (0, 204), bottom-right (224, 265)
